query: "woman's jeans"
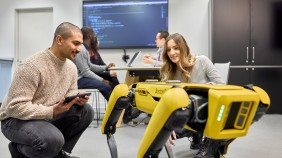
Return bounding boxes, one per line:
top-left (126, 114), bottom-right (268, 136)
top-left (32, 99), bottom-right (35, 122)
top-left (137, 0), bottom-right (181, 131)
top-left (78, 77), bottom-right (112, 101)
top-left (1, 103), bottom-right (94, 158)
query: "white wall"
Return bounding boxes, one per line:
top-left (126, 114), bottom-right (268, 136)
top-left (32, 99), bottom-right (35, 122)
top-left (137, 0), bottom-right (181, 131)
top-left (169, 0), bottom-right (210, 56)
top-left (0, 0), bottom-right (82, 58)
top-left (0, 0), bottom-right (210, 82)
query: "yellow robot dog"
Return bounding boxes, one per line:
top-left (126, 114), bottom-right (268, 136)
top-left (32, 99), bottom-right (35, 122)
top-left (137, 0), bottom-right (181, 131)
top-left (101, 82), bottom-right (270, 158)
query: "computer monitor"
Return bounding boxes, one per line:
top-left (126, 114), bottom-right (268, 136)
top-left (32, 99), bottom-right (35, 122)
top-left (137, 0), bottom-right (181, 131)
top-left (82, 0), bottom-right (168, 49)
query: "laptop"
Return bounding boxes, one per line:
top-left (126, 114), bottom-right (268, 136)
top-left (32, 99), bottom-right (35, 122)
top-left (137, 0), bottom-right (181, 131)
top-left (127, 51), bottom-right (141, 67)
top-left (127, 51), bottom-right (152, 67)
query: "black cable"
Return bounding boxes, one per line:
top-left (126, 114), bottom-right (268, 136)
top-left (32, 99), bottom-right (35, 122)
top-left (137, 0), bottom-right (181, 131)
top-left (122, 49), bottom-right (129, 63)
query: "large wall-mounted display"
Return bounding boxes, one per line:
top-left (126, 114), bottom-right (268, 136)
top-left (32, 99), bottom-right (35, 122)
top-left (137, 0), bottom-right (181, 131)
top-left (83, 0), bottom-right (168, 49)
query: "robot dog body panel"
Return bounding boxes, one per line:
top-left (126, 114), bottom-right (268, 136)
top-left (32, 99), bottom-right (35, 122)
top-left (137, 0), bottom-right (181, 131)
top-left (101, 82), bottom-right (270, 158)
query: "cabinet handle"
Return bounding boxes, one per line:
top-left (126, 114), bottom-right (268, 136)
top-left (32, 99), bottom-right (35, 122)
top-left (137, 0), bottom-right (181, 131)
top-left (246, 47), bottom-right (249, 63)
top-left (252, 47), bottom-right (255, 63)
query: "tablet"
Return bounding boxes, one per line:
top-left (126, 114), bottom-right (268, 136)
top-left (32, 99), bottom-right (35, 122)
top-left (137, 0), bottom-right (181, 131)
top-left (64, 93), bottom-right (92, 103)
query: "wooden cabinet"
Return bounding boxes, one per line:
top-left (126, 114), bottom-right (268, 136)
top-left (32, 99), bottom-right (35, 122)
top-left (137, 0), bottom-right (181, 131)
top-left (212, 0), bottom-right (282, 114)
top-left (251, 68), bottom-right (282, 113)
top-left (212, 0), bottom-right (250, 65)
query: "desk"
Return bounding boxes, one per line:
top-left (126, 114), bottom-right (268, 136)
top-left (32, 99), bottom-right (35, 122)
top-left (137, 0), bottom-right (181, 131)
top-left (109, 67), bottom-right (160, 71)
top-left (109, 67), bottom-right (160, 127)
top-left (109, 67), bottom-right (160, 86)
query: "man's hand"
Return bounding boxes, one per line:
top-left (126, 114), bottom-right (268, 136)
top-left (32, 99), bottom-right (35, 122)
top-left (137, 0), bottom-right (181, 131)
top-left (143, 54), bottom-right (154, 64)
top-left (53, 97), bottom-right (78, 117)
top-left (103, 79), bottom-right (110, 85)
top-left (75, 93), bottom-right (90, 106)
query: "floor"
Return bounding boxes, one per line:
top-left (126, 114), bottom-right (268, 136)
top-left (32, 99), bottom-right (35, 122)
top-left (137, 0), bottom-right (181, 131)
top-left (1, 114), bottom-right (282, 158)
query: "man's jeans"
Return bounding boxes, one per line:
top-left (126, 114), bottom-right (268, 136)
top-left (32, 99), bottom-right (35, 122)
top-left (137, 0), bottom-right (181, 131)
top-left (78, 77), bottom-right (112, 101)
top-left (1, 103), bottom-right (94, 158)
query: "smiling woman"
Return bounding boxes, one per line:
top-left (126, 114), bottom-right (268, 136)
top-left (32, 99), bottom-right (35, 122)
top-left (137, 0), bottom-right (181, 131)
top-left (160, 33), bottom-right (224, 84)
top-left (159, 33), bottom-right (225, 157)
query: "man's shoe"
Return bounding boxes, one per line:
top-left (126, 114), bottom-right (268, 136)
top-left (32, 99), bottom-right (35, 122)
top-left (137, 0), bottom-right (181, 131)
top-left (190, 133), bottom-right (202, 150)
top-left (53, 150), bottom-right (80, 158)
top-left (8, 142), bottom-right (26, 158)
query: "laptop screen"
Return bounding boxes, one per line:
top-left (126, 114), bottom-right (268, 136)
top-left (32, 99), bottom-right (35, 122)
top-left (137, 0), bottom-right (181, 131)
top-left (127, 51), bottom-right (141, 67)
top-left (128, 51), bottom-right (152, 67)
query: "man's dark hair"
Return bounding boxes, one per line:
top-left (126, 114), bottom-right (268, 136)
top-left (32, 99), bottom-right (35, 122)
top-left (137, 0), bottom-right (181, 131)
top-left (158, 30), bottom-right (169, 40)
top-left (53, 22), bottom-right (81, 43)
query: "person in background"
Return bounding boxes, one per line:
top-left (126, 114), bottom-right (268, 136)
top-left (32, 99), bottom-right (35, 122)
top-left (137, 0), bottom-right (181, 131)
top-left (142, 30), bottom-right (169, 67)
top-left (160, 33), bottom-right (225, 158)
top-left (73, 27), bottom-right (112, 101)
top-left (0, 22), bottom-right (94, 158)
top-left (88, 31), bottom-right (120, 90)
top-left (122, 30), bottom-right (170, 124)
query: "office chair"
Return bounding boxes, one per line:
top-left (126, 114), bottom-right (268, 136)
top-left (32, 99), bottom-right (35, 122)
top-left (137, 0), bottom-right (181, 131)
top-left (214, 62), bottom-right (231, 84)
top-left (79, 89), bottom-right (107, 128)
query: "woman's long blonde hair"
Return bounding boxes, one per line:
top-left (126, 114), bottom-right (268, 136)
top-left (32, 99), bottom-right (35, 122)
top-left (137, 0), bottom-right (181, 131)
top-left (160, 33), bottom-right (195, 82)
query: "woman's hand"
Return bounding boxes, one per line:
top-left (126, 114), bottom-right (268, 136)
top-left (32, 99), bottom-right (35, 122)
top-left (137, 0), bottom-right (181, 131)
top-left (108, 63), bottom-right (115, 68)
top-left (168, 130), bottom-right (177, 146)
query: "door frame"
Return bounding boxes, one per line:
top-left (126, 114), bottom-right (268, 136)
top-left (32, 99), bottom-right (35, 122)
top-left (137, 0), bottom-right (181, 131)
top-left (14, 7), bottom-right (53, 70)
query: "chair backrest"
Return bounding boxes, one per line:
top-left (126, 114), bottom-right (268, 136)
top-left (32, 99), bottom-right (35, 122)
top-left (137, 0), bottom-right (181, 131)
top-left (214, 62), bottom-right (231, 84)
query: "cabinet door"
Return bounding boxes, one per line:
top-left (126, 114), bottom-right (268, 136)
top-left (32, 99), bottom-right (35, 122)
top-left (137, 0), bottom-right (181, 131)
top-left (251, 0), bottom-right (282, 65)
top-left (251, 68), bottom-right (282, 114)
top-left (212, 0), bottom-right (250, 64)
top-left (228, 68), bottom-right (251, 85)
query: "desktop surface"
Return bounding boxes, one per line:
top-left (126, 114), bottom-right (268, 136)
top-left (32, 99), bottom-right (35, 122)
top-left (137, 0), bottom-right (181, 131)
top-left (109, 66), bottom-right (160, 71)
top-left (109, 66), bottom-right (160, 77)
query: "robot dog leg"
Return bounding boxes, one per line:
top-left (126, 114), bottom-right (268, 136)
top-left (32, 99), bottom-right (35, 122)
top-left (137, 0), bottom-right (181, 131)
top-left (102, 84), bottom-right (193, 158)
top-left (101, 84), bottom-right (130, 158)
top-left (137, 87), bottom-right (192, 158)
